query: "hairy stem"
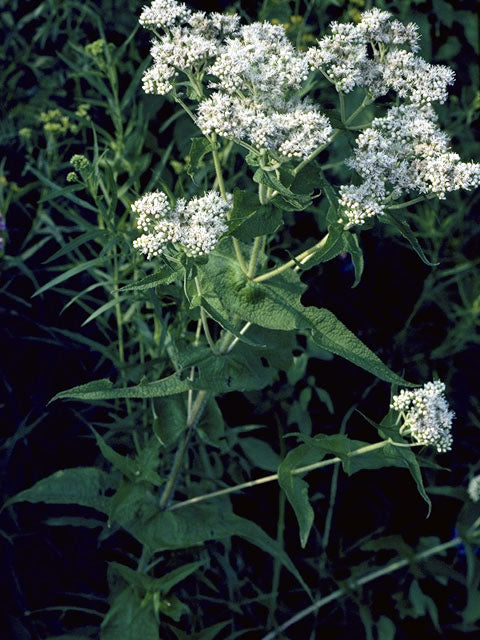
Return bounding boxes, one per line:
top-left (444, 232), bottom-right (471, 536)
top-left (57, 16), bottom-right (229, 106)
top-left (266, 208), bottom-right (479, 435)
top-left (167, 439), bottom-right (410, 511)
top-left (253, 232), bottom-right (330, 283)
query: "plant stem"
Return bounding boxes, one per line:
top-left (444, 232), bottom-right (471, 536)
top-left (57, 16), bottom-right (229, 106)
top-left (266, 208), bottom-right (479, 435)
top-left (339, 91), bottom-right (346, 123)
top-left (167, 439), bottom-right (402, 511)
top-left (253, 233), bottom-right (329, 283)
top-left (268, 419), bottom-right (287, 628)
top-left (261, 537), bottom-right (461, 640)
top-left (195, 276), bottom-right (218, 353)
top-left (112, 248), bottom-right (131, 415)
top-left (247, 236), bottom-right (263, 278)
top-left (321, 407), bottom-right (353, 557)
top-left (158, 389), bottom-right (209, 509)
top-left (387, 195), bottom-right (429, 210)
top-left (293, 94), bottom-right (371, 177)
top-left (210, 133), bottom-right (248, 274)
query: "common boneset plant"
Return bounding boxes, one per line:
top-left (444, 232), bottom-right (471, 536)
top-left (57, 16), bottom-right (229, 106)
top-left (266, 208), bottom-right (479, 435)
top-left (9, 3), bottom-right (480, 638)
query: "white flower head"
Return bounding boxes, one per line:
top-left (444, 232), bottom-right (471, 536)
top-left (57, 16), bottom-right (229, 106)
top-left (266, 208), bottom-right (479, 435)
top-left (208, 22), bottom-right (309, 98)
top-left (139, 0), bottom-right (192, 30)
top-left (307, 9), bottom-right (454, 105)
top-left (132, 190), bottom-right (230, 259)
top-left (139, 0), bottom-right (240, 96)
top-left (340, 104), bottom-right (480, 226)
top-left (468, 475), bottom-right (480, 502)
top-left (197, 94), bottom-right (332, 160)
top-left (390, 380), bottom-right (454, 453)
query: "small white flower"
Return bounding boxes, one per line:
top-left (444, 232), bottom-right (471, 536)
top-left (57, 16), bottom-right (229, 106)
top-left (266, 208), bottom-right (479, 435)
top-left (132, 190), bottom-right (230, 259)
top-left (390, 380), bottom-right (454, 453)
top-left (139, 0), bottom-right (192, 30)
top-left (468, 475), bottom-right (480, 502)
top-left (197, 94), bottom-right (332, 159)
top-left (139, 0), bottom-right (239, 96)
top-left (209, 22), bottom-right (309, 98)
top-left (339, 104), bottom-right (480, 226)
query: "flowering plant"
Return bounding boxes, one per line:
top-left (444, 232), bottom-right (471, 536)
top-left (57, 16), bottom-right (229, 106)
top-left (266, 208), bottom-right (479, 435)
top-left (6, 2), bottom-right (480, 638)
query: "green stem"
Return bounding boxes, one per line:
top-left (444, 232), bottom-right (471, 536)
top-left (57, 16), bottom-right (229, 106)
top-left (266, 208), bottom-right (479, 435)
top-left (195, 276), bottom-right (218, 353)
top-left (210, 133), bottom-right (248, 274)
top-left (167, 439), bottom-right (403, 511)
top-left (247, 236), bottom-right (263, 278)
top-left (113, 249), bottom-right (131, 415)
top-left (387, 195), bottom-right (430, 210)
top-left (253, 233), bottom-right (329, 283)
top-left (158, 389), bottom-right (209, 509)
top-left (339, 91), bottom-right (346, 123)
top-left (268, 419), bottom-right (287, 628)
top-left (261, 538), bottom-right (462, 640)
top-left (321, 407), bottom-right (353, 557)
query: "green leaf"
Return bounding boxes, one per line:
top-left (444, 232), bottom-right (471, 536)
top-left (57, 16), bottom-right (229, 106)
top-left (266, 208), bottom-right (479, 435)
top-left (342, 232), bottom-right (364, 287)
top-left (110, 560), bottom-right (203, 595)
top-left (253, 168), bottom-right (312, 211)
top-left (92, 429), bottom-right (137, 478)
top-left (239, 437), bottom-right (280, 472)
top-left (198, 397), bottom-right (225, 446)
top-left (200, 250), bottom-right (412, 386)
top-left (409, 579), bottom-right (440, 630)
top-left (200, 296), bottom-right (266, 348)
top-left (278, 445), bottom-right (319, 547)
top-left (6, 467), bottom-right (113, 512)
top-left (33, 258), bottom-right (102, 298)
top-left (323, 108), bottom-right (345, 130)
top-left (191, 345), bottom-right (276, 393)
top-left (306, 307), bottom-right (410, 386)
top-left (279, 434), bottom-right (369, 547)
top-left (125, 502), bottom-right (311, 598)
top-left (290, 164), bottom-right (321, 195)
top-left (100, 587), bottom-right (159, 640)
top-left (436, 35), bottom-right (461, 61)
top-left (119, 263), bottom-right (183, 291)
top-left (228, 189), bottom-right (283, 242)
top-left (382, 212), bottom-right (438, 266)
top-left (82, 296), bottom-right (127, 327)
top-left (432, 0), bottom-right (454, 28)
top-left (186, 137), bottom-right (212, 177)
top-left (43, 229), bottom-right (108, 264)
top-left (51, 374), bottom-right (191, 403)
top-left (376, 616), bottom-right (396, 640)
top-left (359, 412), bottom-right (432, 513)
top-left (153, 395), bottom-right (187, 446)
top-left (316, 169), bottom-right (338, 213)
top-left (301, 224), bottom-right (345, 268)
top-left (169, 621), bottom-right (230, 640)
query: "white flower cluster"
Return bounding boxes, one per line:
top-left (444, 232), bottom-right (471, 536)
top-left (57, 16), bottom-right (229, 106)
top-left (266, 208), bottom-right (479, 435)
top-left (209, 22), bottom-right (309, 97)
top-left (132, 190), bottom-right (230, 258)
top-left (307, 8), bottom-right (453, 104)
top-left (390, 380), bottom-right (454, 453)
top-left (140, 0), bottom-right (240, 95)
top-left (197, 94), bottom-right (332, 159)
top-left (468, 475), bottom-right (480, 502)
top-left (339, 104), bottom-right (480, 227)
top-left (196, 22), bottom-right (332, 160)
